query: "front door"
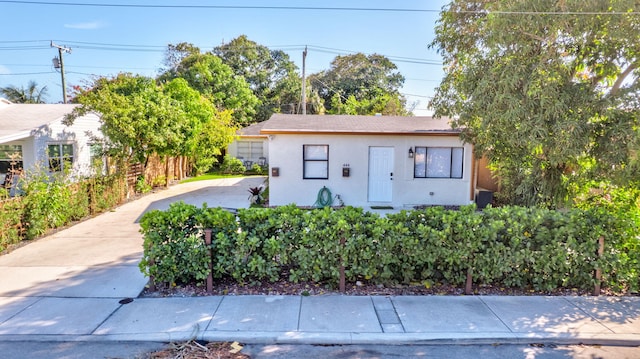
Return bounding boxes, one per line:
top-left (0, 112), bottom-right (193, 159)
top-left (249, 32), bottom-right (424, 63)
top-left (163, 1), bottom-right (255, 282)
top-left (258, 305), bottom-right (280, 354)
top-left (368, 147), bottom-right (394, 202)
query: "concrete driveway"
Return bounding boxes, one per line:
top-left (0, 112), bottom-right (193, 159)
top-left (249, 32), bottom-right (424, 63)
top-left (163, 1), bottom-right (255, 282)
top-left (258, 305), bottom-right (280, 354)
top-left (0, 176), bottom-right (266, 300)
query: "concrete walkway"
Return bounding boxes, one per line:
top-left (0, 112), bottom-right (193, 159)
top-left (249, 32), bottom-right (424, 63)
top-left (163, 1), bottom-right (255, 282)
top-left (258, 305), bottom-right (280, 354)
top-left (0, 176), bottom-right (639, 346)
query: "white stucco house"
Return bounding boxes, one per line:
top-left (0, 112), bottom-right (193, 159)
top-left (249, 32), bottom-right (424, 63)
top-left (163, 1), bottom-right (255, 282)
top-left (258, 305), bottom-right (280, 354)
top-left (0, 100), bottom-right (103, 185)
top-left (226, 121), bottom-right (269, 168)
top-left (262, 114), bottom-right (480, 209)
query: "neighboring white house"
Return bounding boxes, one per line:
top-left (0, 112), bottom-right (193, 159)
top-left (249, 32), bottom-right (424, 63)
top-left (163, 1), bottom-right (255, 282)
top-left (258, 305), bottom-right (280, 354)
top-left (226, 121), bottom-right (269, 168)
top-left (262, 114), bottom-right (478, 209)
top-left (0, 100), bottom-right (103, 183)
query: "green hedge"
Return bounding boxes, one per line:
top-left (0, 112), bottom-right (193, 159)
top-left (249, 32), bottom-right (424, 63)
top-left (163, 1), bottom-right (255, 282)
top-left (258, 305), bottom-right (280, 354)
top-left (0, 197), bottom-right (24, 251)
top-left (139, 202), bottom-right (640, 293)
top-left (0, 173), bottom-right (128, 251)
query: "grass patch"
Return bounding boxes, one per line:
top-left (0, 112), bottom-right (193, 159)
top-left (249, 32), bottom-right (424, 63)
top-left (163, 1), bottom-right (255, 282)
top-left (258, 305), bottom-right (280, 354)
top-left (180, 172), bottom-right (267, 184)
top-left (180, 173), bottom-right (243, 183)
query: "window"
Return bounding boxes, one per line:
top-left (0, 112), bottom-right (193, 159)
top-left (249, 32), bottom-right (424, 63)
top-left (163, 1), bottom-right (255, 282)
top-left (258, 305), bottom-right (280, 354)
top-left (0, 145), bottom-right (23, 174)
top-left (48, 144), bottom-right (74, 172)
top-left (89, 143), bottom-right (105, 175)
top-left (237, 141), bottom-right (263, 160)
top-left (414, 147), bottom-right (463, 179)
top-left (303, 145), bottom-right (329, 179)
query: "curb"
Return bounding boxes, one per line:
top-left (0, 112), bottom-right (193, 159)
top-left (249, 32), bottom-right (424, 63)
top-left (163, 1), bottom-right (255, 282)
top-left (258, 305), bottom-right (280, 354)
top-left (2, 333), bottom-right (640, 347)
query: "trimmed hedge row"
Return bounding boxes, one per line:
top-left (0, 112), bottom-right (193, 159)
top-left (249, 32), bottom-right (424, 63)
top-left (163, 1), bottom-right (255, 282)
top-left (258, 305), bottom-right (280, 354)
top-left (139, 202), bottom-right (640, 293)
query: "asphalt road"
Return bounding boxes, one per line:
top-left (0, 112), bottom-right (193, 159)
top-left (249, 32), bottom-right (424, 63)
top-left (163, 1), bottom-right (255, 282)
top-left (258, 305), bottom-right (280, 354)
top-left (1, 342), bottom-right (639, 359)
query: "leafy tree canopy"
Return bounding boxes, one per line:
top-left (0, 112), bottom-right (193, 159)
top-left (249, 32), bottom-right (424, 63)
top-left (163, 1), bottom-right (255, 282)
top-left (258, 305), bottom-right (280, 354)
top-left (65, 73), bottom-right (186, 166)
top-left (430, 0), bottom-right (640, 207)
top-left (310, 53), bottom-right (409, 115)
top-left (162, 42), bottom-right (201, 73)
top-left (0, 80), bottom-right (48, 103)
top-left (213, 35), bottom-right (306, 119)
top-left (158, 52), bottom-right (260, 125)
top-left (66, 74), bottom-right (237, 175)
top-left (162, 78), bottom-right (237, 174)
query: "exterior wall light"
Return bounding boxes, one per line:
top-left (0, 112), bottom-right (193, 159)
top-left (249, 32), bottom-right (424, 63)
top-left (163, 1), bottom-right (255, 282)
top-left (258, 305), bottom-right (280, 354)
top-left (408, 147), bottom-right (414, 158)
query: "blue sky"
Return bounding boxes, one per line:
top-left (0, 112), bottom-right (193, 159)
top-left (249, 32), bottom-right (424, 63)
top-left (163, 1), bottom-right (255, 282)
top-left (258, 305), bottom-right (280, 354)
top-left (0, 0), bottom-right (448, 115)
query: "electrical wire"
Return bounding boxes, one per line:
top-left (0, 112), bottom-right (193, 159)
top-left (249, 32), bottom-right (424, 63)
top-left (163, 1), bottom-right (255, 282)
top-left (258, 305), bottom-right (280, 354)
top-left (1, 1), bottom-right (637, 15)
top-left (0, 1), bottom-right (436, 12)
top-left (0, 41), bottom-right (443, 65)
top-left (0, 71), bottom-right (55, 76)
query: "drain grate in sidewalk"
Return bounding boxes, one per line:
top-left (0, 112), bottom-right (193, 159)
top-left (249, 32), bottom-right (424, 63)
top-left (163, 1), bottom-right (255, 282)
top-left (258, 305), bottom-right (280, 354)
top-left (372, 297), bottom-right (405, 333)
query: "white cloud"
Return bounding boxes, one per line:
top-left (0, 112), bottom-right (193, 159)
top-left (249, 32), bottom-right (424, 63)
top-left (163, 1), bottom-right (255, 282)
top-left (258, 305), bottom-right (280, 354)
top-left (0, 65), bottom-right (10, 75)
top-left (64, 21), bottom-right (105, 30)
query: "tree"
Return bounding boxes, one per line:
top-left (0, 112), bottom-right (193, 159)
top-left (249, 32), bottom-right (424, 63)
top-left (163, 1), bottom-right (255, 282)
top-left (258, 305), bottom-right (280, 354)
top-left (0, 81), bottom-right (48, 103)
top-left (430, 0), bottom-right (640, 207)
top-left (162, 78), bottom-right (237, 175)
top-left (161, 42), bottom-right (201, 73)
top-left (310, 53), bottom-right (409, 115)
top-left (158, 52), bottom-right (260, 125)
top-left (213, 35), bottom-right (306, 120)
top-left (64, 73), bottom-right (185, 170)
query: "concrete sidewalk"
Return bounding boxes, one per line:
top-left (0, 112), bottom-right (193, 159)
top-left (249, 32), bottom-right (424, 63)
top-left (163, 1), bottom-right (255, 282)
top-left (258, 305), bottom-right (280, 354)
top-left (0, 176), bottom-right (639, 347)
top-left (0, 294), bottom-right (639, 346)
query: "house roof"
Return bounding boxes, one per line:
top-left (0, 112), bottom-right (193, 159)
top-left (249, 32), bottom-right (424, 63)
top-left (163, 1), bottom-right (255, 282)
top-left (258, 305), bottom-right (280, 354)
top-left (260, 114), bottom-right (460, 136)
top-left (237, 121), bottom-right (268, 138)
top-left (0, 104), bottom-right (79, 142)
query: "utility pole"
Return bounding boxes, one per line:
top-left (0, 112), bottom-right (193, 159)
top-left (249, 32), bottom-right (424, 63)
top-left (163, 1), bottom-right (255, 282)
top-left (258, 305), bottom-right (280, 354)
top-left (301, 46), bottom-right (307, 115)
top-left (51, 41), bottom-right (71, 104)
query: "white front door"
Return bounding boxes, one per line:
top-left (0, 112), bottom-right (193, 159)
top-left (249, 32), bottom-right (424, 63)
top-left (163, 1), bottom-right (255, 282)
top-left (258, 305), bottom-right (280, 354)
top-left (368, 147), bottom-right (394, 202)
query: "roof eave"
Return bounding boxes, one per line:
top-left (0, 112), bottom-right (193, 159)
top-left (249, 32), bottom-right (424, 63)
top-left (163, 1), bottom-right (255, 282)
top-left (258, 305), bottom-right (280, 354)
top-left (0, 130), bottom-right (32, 144)
top-left (260, 130), bottom-right (461, 136)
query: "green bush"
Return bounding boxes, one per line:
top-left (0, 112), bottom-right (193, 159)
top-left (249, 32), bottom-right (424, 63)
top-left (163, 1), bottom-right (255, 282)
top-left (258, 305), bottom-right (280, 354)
top-left (135, 175), bottom-right (152, 194)
top-left (0, 197), bottom-right (23, 251)
top-left (139, 202), bottom-right (239, 285)
top-left (21, 170), bottom-right (76, 239)
top-left (220, 155), bottom-right (246, 174)
top-left (250, 163), bottom-right (263, 174)
top-left (231, 205), bottom-right (303, 282)
top-left (88, 174), bottom-right (127, 214)
top-left (0, 170), bottom-right (128, 253)
top-left (138, 202), bottom-right (639, 294)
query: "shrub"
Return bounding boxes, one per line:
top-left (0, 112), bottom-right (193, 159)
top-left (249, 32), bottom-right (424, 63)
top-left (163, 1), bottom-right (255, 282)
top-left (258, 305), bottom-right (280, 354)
top-left (135, 175), bottom-right (152, 194)
top-left (0, 170), bottom-right (128, 253)
top-left (220, 155), bottom-right (246, 174)
top-left (250, 163), bottom-right (263, 174)
top-left (0, 197), bottom-right (23, 251)
top-left (139, 202), bottom-right (239, 285)
top-left (139, 203), bottom-right (639, 294)
top-left (21, 169), bottom-right (75, 239)
top-left (139, 202), bottom-right (208, 285)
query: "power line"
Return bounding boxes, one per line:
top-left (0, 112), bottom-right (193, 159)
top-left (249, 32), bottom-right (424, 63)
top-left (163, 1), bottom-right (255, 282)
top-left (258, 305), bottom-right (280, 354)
top-left (0, 40), bottom-right (443, 66)
top-left (0, 1), bottom-right (437, 12)
top-left (2, 63), bottom-right (157, 70)
top-left (402, 93), bottom-right (433, 98)
top-left (0, 1), bottom-right (637, 15)
top-left (0, 71), bottom-right (55, 75)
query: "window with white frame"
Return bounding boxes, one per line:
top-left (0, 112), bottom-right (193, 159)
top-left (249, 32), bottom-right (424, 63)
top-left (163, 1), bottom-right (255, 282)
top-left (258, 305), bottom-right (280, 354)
top-left (303, 145), bottom-right (329, 179)
top-left (414, 147), bottom-right (463, 179)
top-left (237, 141), bottom-right (263, 160)
top-left (48, 143), bottom-right (74, 172)
top-left (0, 145), bottom-right (23, 174)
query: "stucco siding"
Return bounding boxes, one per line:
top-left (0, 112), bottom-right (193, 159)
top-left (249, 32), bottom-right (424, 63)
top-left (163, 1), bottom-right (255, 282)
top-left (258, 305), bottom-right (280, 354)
top-left (268, 133), bottom-right (473, 208)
